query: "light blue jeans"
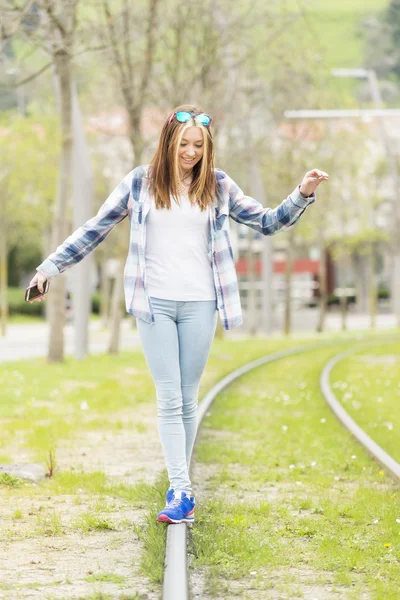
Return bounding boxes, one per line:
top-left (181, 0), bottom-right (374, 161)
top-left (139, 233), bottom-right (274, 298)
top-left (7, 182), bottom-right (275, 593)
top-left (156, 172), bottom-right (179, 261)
top-left (136, 296), bottom-right (218, 496)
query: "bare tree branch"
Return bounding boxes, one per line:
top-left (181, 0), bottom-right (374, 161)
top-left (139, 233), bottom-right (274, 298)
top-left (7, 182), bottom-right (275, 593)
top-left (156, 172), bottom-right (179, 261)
top-left (41, 0), bottom-right (67, 36)
top-left (0, 60), bottom-right (52, 88)
top-left (0, 0), bottom-right (35, 51)
top-left (122, 0), bottom-right (133, 88)
top-left (102, 0), bottom-right (128, 92)
top-left (72, 42), bottom-right (110, 57)
top-left (139, 0), bottom-right (160, 102)
top-left (228, 14), bottom-right (300, 71)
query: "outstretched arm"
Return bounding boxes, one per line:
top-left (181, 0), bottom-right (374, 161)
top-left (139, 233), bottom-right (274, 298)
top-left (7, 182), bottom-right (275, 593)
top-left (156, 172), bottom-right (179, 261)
top-left (36, 170), bottom-right (134, 279)
top-left (225, 169), bottom-right (328, 236)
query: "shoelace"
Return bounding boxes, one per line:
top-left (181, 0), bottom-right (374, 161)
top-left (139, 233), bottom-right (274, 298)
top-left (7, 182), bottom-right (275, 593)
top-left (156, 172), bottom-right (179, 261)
top-left (168, 497), bottom-right (185, 508)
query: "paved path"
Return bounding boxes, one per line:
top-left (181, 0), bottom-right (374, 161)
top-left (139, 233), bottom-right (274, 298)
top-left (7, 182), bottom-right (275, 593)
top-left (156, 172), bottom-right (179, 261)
top-left (0, 319), bottom-right (142, 362)
top-left (0, 309), bottom-right (397, 363)
top-left (272, 306), bottom-right (397, 333)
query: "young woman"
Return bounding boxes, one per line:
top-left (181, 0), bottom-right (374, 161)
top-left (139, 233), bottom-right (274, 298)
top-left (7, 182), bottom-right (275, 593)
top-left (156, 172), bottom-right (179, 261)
top-left (29, 104), bottom-right (329, 525)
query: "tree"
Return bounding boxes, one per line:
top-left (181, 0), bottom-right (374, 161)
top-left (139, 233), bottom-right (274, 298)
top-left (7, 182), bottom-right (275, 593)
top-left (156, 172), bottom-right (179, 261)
top-left (99, 0), bottom-right (161, 167)
top-left (0, 111), bottom-right (58, 336)
top-left (2, 0), bottom-right (80, 360)
top-left (363, 0), bottom-right (400, 86)
top-left (295, 125), bottom-right (390, 332)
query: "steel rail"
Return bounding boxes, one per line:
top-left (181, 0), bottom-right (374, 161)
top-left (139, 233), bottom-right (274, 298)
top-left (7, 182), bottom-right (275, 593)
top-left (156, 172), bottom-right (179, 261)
top-left (320, 341), bottom-right (400, 481)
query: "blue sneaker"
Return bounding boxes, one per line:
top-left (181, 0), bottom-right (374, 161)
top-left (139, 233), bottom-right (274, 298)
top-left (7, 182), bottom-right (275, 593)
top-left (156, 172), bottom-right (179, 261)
top-left (166, 488), bottom-right (174, 504)
top-left (157, 490), bottom-right (195, 524)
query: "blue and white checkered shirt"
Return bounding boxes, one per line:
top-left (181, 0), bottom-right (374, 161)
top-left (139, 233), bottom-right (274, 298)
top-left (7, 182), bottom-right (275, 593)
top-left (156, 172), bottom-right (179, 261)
top-left (36, 165), bottom-right (316, 329)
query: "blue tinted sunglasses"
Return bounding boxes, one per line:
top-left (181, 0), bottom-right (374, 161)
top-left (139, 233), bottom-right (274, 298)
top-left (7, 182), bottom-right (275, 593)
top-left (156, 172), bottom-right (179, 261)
top-left (168, 111), bottom-right (212, 127)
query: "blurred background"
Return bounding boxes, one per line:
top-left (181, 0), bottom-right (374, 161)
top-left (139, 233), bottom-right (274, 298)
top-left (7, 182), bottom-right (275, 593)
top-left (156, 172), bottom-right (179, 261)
top-left (1, 0), bottom-right (400, 361)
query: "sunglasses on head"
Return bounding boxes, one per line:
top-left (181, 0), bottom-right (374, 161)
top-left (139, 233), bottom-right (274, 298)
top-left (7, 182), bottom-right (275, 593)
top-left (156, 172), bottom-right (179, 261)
top-left (168, 111), bottom-right (212, 127)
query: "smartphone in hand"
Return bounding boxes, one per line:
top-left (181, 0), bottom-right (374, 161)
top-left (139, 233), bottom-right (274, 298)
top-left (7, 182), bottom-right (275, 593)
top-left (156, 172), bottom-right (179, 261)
top-left (25, 280), bottom-right (50, 302)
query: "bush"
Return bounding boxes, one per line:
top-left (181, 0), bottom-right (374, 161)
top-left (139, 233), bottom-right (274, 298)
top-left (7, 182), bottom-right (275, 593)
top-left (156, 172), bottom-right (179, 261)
top-left (315, 288), bottom-right (390, 307)
top-left (327, 294), bottom-right (356, 306)
top-left (92, 292), bottom-right (100, 314)
top-left (378, 288), bottom-right (390, 300)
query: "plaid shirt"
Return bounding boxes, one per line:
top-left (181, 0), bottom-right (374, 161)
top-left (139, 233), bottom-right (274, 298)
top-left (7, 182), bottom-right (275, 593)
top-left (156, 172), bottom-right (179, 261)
top-left (36, 164), bottom-right (316, 329)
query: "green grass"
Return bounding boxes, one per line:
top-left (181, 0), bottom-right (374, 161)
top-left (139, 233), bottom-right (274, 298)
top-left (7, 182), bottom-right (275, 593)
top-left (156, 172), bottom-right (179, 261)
top-left (282, 0), bottom-right (389, 69)
top-left (285, 0), bottom-right (388, 10)
top-left (35, 508), bottom-right (64, 536)
top-left (0, 472), bottom-right (22, 487)
top-left (97, 334), bottom-right (336, 587)
top-left (45, 594), bottom-right (141, 600)
top-left (189, 339), bottom-right (400, 599)
top-left (0, 348), bottom-right (155, 462)
top-left (1, 329), bottom-right (399, 597)
top-left (7, 314), bottom-right (45, 324)
top-left (129, 330), bottom-right (399, 589)
top-left (0, 334), bottom-right (322, 464)
top-left (85, 573), bottom-right (126, 584)
top-left (132, 471), bottom-right (170, 585)
top-left (74, 512), bottom-right (116, 533)
top-left (1, 469), bottom-right (155, 507)
top-left (331, 341), bottom-right (400, 462)
top-left (6, 313), bottom-right (103, 324)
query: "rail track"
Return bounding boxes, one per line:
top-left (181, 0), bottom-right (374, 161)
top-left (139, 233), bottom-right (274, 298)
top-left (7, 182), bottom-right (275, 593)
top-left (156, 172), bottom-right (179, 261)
top-left (161, 335), bottom-right (400, 600)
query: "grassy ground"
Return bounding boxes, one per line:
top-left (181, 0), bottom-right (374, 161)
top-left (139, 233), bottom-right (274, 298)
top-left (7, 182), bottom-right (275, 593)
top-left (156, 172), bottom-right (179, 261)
top-left (1, 331), bottom-right (398, 598)
top-left (330, 341), bottom-right (400, 464)
top-left (6, 313), bottom-right (102, 325)
top-left (0, 349), bottom-right (153, 464)
top-left (0, 346), bottom-right (164, 599)
top-left (0, 334), bottom-right (321, 599)
top-left (189, 335), bottom-right (400, 599)
top-left (7, 314), bottom-right (46, 324)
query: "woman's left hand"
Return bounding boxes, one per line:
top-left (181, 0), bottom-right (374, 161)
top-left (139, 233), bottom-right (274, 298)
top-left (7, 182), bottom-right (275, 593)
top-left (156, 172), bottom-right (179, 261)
top-left (299, 169), bottom-right (329, 197)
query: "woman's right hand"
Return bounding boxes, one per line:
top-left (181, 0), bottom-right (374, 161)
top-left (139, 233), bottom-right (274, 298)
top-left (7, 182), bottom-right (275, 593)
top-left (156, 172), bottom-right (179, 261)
top-left (28, 272), bottom-right (48, 303)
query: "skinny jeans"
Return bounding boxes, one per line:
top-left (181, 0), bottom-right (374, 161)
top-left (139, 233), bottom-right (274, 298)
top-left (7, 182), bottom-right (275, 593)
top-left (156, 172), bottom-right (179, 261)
top-left (136, 296), bottom-right (218, 495)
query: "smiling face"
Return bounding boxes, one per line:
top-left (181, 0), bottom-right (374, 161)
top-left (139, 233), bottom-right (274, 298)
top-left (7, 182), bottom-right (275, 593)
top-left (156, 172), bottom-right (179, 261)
top-left (149, 105), bottom-right (215, 209)
top-left (178, 126), bottom-right (204, 174)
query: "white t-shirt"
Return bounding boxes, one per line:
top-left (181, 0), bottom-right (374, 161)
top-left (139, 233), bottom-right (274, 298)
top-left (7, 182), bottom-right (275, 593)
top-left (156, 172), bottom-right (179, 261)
top-left (145, 194), bottom-right (217, 301)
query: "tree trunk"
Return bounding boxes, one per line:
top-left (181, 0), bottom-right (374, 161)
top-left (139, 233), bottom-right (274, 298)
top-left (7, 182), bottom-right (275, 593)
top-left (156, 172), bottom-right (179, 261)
top-left (392, 254), bottom-right (400, 328)
top-left (0, 223), bottom-right (8, 337)
top-left (108, 259), bottom-right (125, 354)
top-left (129, 118), bottom-right (143, 167)
top-left (250, 157), bottom-right (272, 336)
top-left (340, 294), bottom-right (348, 331)
top-left (354, 253), bottom-right (369, 314)
top-left (42, 225), bottom-right (52, 323)
top-left (316, 246), bottom-right (328, 333)
top-left (100, 264), bottom-right (111, 327)
top-left (71, 83), bottom-right (94, 360)
top-left (262, 234), bottom-right (273, 336)
top-left (247, 232), bottom-right (257, 336)
top-left (102, 0), bottom-right (160, 343)
top-left (283, 232), bottom-right (293, 336)
top-left (47, 52), bottom-right (73, 362)
top-left (369, 246), bottom-right (377, 329)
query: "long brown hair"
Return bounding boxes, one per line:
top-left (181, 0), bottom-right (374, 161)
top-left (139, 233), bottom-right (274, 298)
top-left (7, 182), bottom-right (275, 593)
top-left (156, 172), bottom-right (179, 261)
top-left (148, 104), bottom-right (216, 211)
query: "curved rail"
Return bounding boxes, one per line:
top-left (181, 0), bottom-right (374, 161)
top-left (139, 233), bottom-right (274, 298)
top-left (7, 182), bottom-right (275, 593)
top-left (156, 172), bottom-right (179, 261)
top-left (320, 343), bottom-right (400, 481)
top-left (162, 335), bottom-right (400, 600)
